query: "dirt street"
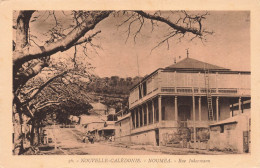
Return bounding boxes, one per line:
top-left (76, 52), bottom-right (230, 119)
top-left (39, 128), bottom-right (163, 155)
top-left (37, 128), bottom-right (232, 155)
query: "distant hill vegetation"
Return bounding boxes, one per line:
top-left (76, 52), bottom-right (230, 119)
top-left (87, 76), bottom-right (143, 95)
top-left (86, 76), bottom-right (143, 111)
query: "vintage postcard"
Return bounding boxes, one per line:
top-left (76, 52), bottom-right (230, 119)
top-left (0, 0), bottom-right (260, 168)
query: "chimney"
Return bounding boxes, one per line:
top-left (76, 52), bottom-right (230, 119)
top-left (186, 48), bottom-right (189, 58)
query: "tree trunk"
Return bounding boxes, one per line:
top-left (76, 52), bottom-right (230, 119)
top-left (30, 120), bottom-right (35, 146)
top-left (38, 124), bottom-right (43, 145)
top-left (33, 129), bottom-right (38, 146)
top-left (13, 11), bottom-right (34, 154)
top-left (13, 102), bottom-right (24, 155)
top-left (37, 126), bottom-right (40, 145)
top-left (13, 95), bottom-right (34, 154)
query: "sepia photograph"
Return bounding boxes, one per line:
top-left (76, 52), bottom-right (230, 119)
top-left (11, 9), bottom-right (252, 156)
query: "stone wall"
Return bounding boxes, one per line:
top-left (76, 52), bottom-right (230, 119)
top-left (115, 135), bottom-right (131, 144)
top-left (130, 130), bottom-right (156, 145)
top-left (209, 113), bottom-right (250, 153)
top-left (115, 117), bottom-right (132, 144)
top-left (159, 128), bottom-right (179, 146)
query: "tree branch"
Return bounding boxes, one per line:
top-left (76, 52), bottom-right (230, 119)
top-left (13, 11), bottom-right (112, 66)
top-left (15, 11), bottom-right (35, 51)
top-left (21, 71), bottom-right (68, 105)
top-left (135, 11), bottom-right (202, 36)
top-left (74, 30), bottom-right (101, 46)
top-left (14, 58), bottom-right (49, 93)
top-left (35, 100), bottom-right (62, 110)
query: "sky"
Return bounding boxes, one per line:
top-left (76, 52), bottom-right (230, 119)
top-left (24, 11), bottom-right (250, 78)
top-left (91, 11), bottom-right (250, 77)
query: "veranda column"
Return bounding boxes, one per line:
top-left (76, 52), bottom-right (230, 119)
top-left (142, 105), bottom-right (145, 126)
top-left (146, 103), bottom-right (149, 125)
top-left (231, 104), bottom-right (234, 117)
top-left (241, 100), bottom-right (244, 113)
top-left (175, 96), bottom-right (178, 121)
top-left (198, 96), bottom-right (201, 121)
top-left (239, 97), bottom-right (242, 114)
top-left (216, 97), bottom-right (219, 121)
top-left (192, 92), bottom-right (196, 149)
top-left (138, 107), bottom-right (141, 127)
top-left (134, 109), bottom-right (136, 129)
top-left (129, 111), bottom-right (132, 130)
top-left (192, 96), bottom-right (196, 122)
top-left (158, 96), bottom-right (162, 122)
top-left (152, 100), bottom-right (155, 124)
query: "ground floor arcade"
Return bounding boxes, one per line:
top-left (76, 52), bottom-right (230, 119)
top-left (129, 95), bottom-right (250, 147)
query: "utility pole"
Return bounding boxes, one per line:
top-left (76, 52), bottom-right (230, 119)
top-left (192, 86), bottom-right (196, 150)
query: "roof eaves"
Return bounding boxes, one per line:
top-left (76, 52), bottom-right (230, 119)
top-left (210, 121), bottom-right (237, 127)
top-left (129, 68), bottom-right (162, 91)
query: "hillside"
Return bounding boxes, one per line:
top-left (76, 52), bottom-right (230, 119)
top-left (86, 76), bottom-right (143, 112)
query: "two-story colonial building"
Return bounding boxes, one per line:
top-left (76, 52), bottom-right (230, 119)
top-left (126, 57), bottom-right (250, 147)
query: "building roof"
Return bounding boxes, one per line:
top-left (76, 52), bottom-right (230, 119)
top-left (98, 121), bottom-right (116, 131)
top-left (80, 115), bottom-right (106, 124)
top-left (90, 102), bottom-right (107, 111)
top-left (165, 57), bottom-right (230, 71)
top-left (209, 119), bottom-right (237, 127)
top-left (210, 111), bottom-right (250, 127)
top-left (116, 113), bottom-right (131, 123)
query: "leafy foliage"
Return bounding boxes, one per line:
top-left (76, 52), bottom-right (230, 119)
top-left (87, 76), bottom-right (142, 95)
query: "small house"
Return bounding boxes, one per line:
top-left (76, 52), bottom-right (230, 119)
top-left (89, 101), bottom-right (108, 115)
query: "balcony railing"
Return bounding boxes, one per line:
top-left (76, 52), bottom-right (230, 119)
top-left (161, 87), bottom-right (240, 95)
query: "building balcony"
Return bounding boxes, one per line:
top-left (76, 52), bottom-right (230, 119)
top-left (129, 70), bottom-right (250, 109)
